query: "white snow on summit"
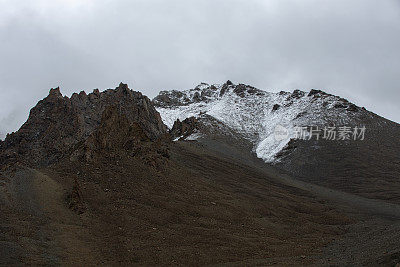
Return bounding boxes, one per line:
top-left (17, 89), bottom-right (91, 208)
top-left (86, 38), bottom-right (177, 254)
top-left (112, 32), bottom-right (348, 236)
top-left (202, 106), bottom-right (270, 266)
top-left (155, 82), bottom-right (365, 162)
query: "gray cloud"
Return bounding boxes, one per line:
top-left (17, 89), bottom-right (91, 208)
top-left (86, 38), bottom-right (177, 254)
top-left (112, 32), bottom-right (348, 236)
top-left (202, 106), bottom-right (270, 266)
top-left (1, 0), bottom-right (399, 139)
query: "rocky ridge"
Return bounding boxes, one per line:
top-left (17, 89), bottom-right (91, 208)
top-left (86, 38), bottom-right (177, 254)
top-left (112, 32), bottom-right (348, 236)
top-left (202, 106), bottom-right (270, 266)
top-left (0, 83), bottom-right (167, 168)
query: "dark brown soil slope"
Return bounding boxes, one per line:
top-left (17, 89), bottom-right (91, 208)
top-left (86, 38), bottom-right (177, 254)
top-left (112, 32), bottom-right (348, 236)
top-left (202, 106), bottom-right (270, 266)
top-left (0, 140), bottom-right (352, 266)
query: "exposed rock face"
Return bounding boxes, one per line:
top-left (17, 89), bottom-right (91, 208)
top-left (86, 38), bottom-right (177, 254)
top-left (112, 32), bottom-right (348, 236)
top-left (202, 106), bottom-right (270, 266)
top-left (0, 87), bottom-right (81, 167)
top-left (233, 83), bottom-right (264, 98)
top-left (153, 81), bottom-right (265, 108)
top-left (286, 89), bottom-right (306, 101)
top-left (71, 105), bottom-right (170, 170)
top-left (307, 89), bottom-right (332, 98)
top-left (0, 83), bottom-right (167, 167)
top-left (67, 177), bottom-right (86, 214)
top-left (272, 104), bottom-right (281, 111)
top-left (68, 82), bottom-right (167, 139)
top-left (169, 117), bottom-right (198, 140)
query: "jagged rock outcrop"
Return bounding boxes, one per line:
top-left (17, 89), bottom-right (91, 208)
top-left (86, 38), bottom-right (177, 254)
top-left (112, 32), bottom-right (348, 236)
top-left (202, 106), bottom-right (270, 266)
top-left (0, 83), bottom-right (167, 167)
top-left (153, 81), bottom-right (266, 108)
top-left (286, 89), bottom-right (306, 101)
top-left (66, 177), bottom-right (86, 214)
top-left (272, 104), bottom-right (280, 111)
top-left (169, 117), bottom-right (198, 140)
top-left (71, 105), bottom-right (170, 170)
top-left (70, 106), bottom-right (169, 170)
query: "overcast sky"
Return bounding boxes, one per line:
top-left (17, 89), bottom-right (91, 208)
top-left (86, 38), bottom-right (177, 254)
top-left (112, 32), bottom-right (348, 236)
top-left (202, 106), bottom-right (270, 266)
top-left (1, 0), bottom-right (399, 139)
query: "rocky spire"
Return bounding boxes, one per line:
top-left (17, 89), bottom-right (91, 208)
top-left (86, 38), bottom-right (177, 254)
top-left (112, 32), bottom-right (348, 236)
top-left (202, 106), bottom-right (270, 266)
top-left (47, 87), bottom-right (63, 100)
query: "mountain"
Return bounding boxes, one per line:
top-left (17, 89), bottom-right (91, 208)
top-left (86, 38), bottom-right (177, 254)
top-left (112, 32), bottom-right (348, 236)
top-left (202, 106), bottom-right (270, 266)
top-left (1, 83), bottom-right (400, 265)
top-left (154, 81), bottom-right (400, 204)
top-left (0, 83), bottom-right (166, 168)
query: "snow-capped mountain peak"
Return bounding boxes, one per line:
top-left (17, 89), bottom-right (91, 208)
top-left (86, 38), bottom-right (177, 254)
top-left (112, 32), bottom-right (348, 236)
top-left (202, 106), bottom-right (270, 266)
top-left (153, 81), bottom-right (368, 162)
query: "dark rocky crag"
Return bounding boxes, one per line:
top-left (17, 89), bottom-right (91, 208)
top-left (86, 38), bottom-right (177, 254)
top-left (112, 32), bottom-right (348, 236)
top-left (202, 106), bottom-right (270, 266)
top-left (0, 83), bottom-right (167, 168)
top-left (153, 81), bottom-right (266, 108)
top-left (169, 117), bottom-right (198, 140)
top-left (70, 105), bottom-right (170, 171)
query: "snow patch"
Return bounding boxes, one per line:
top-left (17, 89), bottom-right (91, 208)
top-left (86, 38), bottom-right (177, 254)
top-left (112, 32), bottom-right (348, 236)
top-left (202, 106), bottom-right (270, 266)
top-left (185, 132), bottom-right (202, 141)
